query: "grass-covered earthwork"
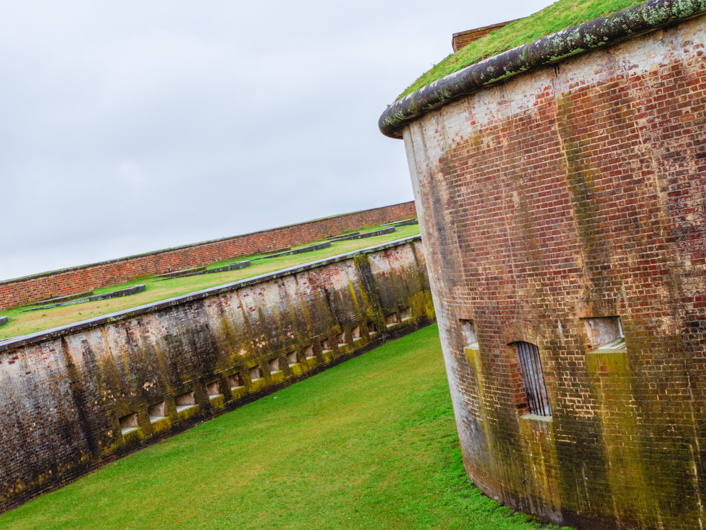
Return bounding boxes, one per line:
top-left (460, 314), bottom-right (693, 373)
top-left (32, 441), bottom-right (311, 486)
top-left (399, 0), bottom-right (644, 98)
top-left (0, 223), bottom-right (420, 341)
top-left (0, 325), bottom-right (564, 529)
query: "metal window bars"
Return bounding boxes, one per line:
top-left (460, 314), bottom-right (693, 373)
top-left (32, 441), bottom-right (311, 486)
top-left (515, 341), bottom-right (551, 417)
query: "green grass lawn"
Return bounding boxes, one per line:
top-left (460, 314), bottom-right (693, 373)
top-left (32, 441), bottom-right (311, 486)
top-left (0, 325), bottom-right (562, 529)
top-left (398, 0), bottom-right (644, 98)
top-left (0, 224), bottom-right (420, 341)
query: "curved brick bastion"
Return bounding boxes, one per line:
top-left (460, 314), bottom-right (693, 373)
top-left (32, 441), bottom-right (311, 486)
top-left (0, 236), bottom-right (434, 513)
top-left (380, 1), bottom-right (706, 528)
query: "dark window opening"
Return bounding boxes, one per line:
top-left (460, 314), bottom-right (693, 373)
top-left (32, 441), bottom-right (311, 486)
top-left (515, 341), bottom-right (551, 417)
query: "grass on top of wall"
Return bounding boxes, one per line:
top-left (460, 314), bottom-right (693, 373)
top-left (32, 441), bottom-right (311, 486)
top-left (0, 223), bottom-right (420, 341)
top-left (0, 325), bottom-right (566, 530)
top-left (398, 0), bottom-right (644, 99)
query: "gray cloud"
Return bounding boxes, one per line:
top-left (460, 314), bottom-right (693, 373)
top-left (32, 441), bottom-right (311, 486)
top-left (0, 0), bottom-right (555, 280)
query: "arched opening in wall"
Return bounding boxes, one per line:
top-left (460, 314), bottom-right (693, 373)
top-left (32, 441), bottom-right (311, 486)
top-left (250, 366), bottom-right (263, 381)
top-left (336, 332), bottom-right (347, 346)
top-left (175, 391), bottom-right (196, 413)
top-left (351, 326), bottom-right (361, 341)
top-left (303, 345), bottom-right (315, 359)
top-left (321, 339), bottom-right (331, 353)
top-left (367, 322), bottom-right (378, 336)
top-left (119, 413), bottom-right (139, 435)
top-left (287, 351), bottom-right (298, 366)
top-left (400, 307), bottom-right (412, 321)
top-left (148, 402), bottom-right (167, 423)
top-left (514, 341), bottom-right (551, 417)
top-left (228, 373), bottom-right (244, 389)
top-left (385, 313), bottom-right (400, 328)
top-left (269, 358), bottom-right (282, 374)
top-left (206, 381), bottom-right (222, 399)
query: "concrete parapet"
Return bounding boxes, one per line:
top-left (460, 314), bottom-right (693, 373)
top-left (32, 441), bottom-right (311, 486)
top-left (207, 261), bottom-right (251, 274)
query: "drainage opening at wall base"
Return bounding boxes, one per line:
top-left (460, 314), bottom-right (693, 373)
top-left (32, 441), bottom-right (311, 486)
top-left (385, 313), bottom-right (400, 327)
top-left (228, 373), bottom-right (244, 389)
top-left (250, 366), bottom-right (263, 381)
top-left (119, 413), bottom-right (139, 435)
top-left (148, 402), bottom-right (167, 423)
top-left (206, 381), bottom-right (222, 399)
top-left (269, 358), bottom-right (282, 374)
top-left (175, 391), bottom-right (196, 413)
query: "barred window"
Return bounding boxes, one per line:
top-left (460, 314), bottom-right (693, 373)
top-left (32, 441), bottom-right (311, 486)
top-left (515, 341), bottom-right (551, 417)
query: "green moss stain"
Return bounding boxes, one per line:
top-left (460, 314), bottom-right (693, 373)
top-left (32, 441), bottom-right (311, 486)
top-left (586, 351), bottom-right (659, 526)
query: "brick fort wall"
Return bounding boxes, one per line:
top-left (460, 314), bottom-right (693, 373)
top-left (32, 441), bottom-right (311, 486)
top-left (0, 201), bottom-right (416, 311)
top-left (0, 236), bottom-right (434, 513)
top-left (400, 15), bottom-right (706, 530)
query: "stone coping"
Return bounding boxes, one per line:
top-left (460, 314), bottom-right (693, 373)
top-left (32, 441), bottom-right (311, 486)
top-left (379, 0), bottom-right (706, 138)
top-left (22, 285), bottom-right (148, 312)
top-left (0, 236), bottom-right (422, 353)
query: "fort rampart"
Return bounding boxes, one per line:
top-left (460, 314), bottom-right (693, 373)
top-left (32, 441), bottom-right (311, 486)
top-left (0, 236), bottom-right (433, 513)
top-left (0, 201), bottom-right (416, 311)
top-left (380, 1), bottom-right (706, 528)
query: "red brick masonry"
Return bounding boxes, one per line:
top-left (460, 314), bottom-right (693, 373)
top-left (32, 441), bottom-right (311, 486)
top-left (394, 11), bottom-right (706, 530)
top-left (0, 202), bottom-right (416, 310)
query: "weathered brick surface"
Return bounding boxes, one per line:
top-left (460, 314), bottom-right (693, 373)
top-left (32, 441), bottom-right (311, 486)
top-left (0, 202), bottom-right (416, 311)
top-left (0, 237), bottom-right (434, 513)
top-left (402, 16), bottom-right (706, 530)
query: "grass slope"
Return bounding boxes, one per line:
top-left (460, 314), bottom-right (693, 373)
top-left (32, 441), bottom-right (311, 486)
top-left (399, 0), bottom-right (644, 98)
top-left (0, 326), bottom-right (563, 529)
top-left (0, 224), bottom-right (419, 341)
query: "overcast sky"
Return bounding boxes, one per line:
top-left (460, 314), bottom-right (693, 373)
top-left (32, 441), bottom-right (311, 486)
top-left (0, 0), bottom-right (555, 281)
